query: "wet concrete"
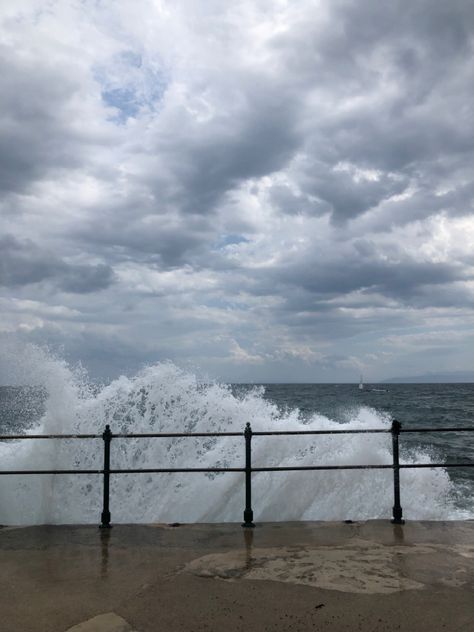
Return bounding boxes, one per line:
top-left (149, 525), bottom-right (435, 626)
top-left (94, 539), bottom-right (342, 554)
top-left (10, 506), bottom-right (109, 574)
top-left (1, 521), bottom-right (473, 631)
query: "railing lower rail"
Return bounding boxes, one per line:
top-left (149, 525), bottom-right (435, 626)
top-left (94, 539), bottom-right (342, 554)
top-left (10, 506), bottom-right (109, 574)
top-left (0, 421), bottom-right (473, 528)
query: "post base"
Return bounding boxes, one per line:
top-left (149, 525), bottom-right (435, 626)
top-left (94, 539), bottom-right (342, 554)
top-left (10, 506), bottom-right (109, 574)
top-left (100, 511), bottom-right (111, 529)
top-left (391, 507), bottom-right (405, 525)
top-left (242, 509), bottom-right (255, 528)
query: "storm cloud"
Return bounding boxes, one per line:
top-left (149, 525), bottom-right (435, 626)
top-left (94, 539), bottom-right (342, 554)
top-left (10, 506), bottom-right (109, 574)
top-left (1, 0), bottom-right (474, 382)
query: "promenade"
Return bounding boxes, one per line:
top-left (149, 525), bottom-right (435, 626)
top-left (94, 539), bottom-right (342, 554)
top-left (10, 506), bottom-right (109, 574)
top-left (1, 521), bottom-right (473, 632)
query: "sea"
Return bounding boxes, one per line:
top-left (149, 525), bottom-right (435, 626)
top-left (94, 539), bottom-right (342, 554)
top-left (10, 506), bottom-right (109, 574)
top-left (0, 353), bottom-right (473, 525)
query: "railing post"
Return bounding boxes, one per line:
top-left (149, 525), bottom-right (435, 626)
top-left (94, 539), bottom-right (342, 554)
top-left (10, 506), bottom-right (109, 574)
top-left (391, 419), bottom-right (405, 525)
top-left (100, 424), bottom-right (112, 529)
top-left (242, 422), bottom-right (255, 528)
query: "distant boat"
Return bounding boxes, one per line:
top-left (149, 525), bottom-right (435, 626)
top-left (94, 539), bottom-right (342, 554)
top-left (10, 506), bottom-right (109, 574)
top-left (358, 375), bottom-right (364, 390)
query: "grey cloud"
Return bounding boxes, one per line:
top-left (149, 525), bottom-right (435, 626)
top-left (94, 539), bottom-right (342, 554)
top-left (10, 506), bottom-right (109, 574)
top-left (280, 257), bottom-right (465, 302)
top-left (0, 236), bottom-right (59, 286)
top-left (269, 185), bottom-right (329, 217)
top-left (285, 0), bottom-right (474, 95)
top-left (233, 238), bottom-right (471, 315)
top-left (148, 78), bottom-right (304, 217)
top-left (326, 110), bottom-right (474, 176)
top-left (0, 46), bottom-right (85, 194)
top-left (0, 236), bottom-right (115, 293)
top-left (266, 0), bottom-right (474, 224)
top-left (71, 75), bottom-right (304, 266)
top-left (77, 204), bottom-right (215, 268)
top-left (363, 181), bottom-right (474, 232)
top-left (58, 264), bottom-right (115, 294)
top-left (299, 162), bottom-right (408, 222)
top-left (75, 96), bottom-right (303, 267)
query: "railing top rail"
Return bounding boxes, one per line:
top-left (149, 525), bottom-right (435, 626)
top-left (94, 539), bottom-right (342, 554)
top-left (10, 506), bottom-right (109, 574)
top-left (251, 428), bottom-right (474, 434)
top-left (0, 426), bottom-right (473, 441)
top-left (400, 427), bottom-right (474, 433)
top-left (112, 432), bottom-right (243, 438)
top-left (1, 462), bottom-right (473, 476)
top-left (0, 432), bottom-right (243, 440)
top-left (0, 434), bottom-right (101, 440)
top-left (252, 429), bottom-right (389, 435)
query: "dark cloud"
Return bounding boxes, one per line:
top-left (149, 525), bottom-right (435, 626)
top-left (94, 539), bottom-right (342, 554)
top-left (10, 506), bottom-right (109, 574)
top-left (0, 236), bottom-right (59, 286)
top-left (76, 203), bottom-right (215, 268)
top-left (140, 75), bottom-right (304, 219)
top-left (265, 0), bottom-right (474, 223)
top-left (0, 236), bottom-right (115, 293)
top-left (227, 235), bottom-right (473, 328)
top-left (277, 254), bottom-right (467, 304)
top-left (0, 46), bottom-right (85, 194)
top-left (297, 259), bottom-right (462, 300)
top-left (299, 161), bottom-right (408, 222)
top-left (58, 263), bottom-right (115, 294)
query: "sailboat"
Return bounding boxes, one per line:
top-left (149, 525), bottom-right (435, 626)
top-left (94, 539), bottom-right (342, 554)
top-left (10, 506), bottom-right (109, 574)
top-left (358, 375), bottom-right (364, 390)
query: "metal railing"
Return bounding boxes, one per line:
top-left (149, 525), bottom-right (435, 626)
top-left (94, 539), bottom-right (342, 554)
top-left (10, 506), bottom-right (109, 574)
top-left (0, 420), bottom-right (473, 528)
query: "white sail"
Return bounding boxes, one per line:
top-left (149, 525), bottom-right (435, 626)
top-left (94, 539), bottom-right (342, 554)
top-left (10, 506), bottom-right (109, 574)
top-left (359, 375), bottom-right (364, 390)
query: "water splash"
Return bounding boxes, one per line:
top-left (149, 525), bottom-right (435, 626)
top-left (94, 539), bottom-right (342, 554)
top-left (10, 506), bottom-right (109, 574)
top-left (0, 345), bottom-right (470, 524)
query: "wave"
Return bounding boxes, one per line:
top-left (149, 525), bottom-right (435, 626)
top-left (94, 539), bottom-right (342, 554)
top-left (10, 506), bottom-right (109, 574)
top-left (0, 344), bottom-right (470, 524)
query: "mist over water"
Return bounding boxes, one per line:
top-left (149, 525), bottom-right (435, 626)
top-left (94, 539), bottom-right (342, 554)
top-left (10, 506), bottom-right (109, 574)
top-left (0, 344), bottom-right (472, 525)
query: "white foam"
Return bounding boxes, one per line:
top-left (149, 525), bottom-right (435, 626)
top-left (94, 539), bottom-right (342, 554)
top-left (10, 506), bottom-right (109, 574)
top-left (0, 345), bottom-right (470, 524)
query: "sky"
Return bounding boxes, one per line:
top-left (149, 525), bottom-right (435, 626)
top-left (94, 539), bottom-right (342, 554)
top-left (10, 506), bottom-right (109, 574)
top-left (1, 0), bottom-right (474, 383)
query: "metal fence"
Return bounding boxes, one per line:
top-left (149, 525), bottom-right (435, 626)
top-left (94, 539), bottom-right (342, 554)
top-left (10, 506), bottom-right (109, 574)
top-left (0, 420), bottom-right (473, 528)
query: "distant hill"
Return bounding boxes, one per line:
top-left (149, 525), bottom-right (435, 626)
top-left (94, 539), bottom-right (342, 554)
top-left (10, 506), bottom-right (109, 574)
top-left (382, 371), bottom-right (474, 383)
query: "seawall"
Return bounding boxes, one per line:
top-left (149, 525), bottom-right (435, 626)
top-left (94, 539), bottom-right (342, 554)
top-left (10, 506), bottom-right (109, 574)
top-left (1, 520), bottom-right (473, 631)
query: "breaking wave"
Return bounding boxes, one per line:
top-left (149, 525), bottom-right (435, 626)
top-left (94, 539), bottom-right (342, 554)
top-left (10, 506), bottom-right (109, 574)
top-left (0, 344), bottom-right (469, 524)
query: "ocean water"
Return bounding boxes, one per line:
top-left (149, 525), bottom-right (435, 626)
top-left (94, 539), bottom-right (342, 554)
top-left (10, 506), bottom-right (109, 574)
top-left (0, 347), bottom-right (473, 525)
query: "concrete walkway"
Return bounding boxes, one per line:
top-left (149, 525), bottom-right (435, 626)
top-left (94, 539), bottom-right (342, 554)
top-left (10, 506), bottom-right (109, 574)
top-left (1, 521), bottom-right (473, 632)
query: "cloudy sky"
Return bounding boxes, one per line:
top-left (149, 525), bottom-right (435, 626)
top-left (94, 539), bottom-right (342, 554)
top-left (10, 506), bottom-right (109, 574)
top-left (1, 0), bottom-right (474, 383)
